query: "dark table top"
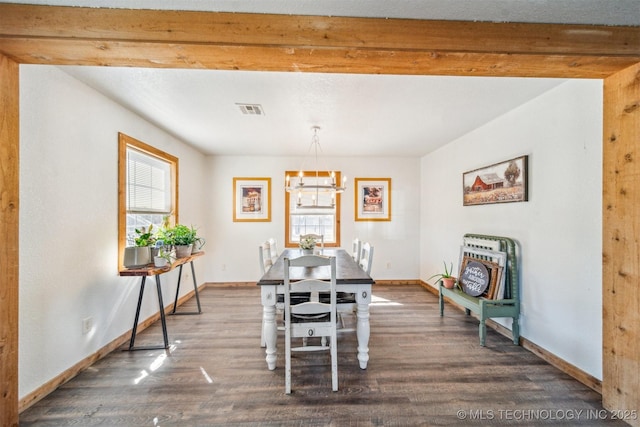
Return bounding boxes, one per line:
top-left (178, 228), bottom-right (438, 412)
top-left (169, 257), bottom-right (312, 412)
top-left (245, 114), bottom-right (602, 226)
top-left (257, 248), bottom-right (374, 286)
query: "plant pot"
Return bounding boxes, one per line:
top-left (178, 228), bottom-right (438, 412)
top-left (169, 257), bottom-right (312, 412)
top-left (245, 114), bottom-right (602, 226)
top-left (175, 244), bottom-right (193, 258)
top-left (151, 247), bottom-right (160, 258)
top-left (301, 248), bottom-right (314, 255)
top-left (193, 238), bottom-right (206, 253)
top-left (154, 256), bottom-right (168, 268)
top-left (441, 277), bottom-right (457, 289)
top-left (123, 246), bottom-right (151, 268)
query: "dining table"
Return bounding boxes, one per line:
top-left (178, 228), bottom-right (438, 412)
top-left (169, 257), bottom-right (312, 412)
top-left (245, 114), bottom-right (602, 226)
top-left (257, 248), bottom-right (374, 370)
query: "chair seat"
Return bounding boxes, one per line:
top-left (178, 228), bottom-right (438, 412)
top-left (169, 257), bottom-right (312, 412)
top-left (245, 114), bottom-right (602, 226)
top-left (337, 292), bottom-right (356, 304)
top-left (291, 312), bottom-right (331, 322)
top-left (279, 293), bottom-right (310, 305)
top-left (319, 292), bottom-right (355, 304)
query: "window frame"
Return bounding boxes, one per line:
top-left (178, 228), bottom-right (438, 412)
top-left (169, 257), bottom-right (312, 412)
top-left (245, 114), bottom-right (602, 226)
top-left (118, 132), bottom-right (179, 269)
top-left (284, 170), bottom-right (341, 248)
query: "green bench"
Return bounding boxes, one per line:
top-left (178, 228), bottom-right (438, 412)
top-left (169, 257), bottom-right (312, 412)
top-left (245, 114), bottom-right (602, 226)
top-left (438, 233), bottom-right (520, 346)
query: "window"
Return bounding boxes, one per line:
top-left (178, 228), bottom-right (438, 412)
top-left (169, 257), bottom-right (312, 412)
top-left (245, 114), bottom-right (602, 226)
top-left (285, 170), bottom-right (341, 247)
top-left (118, 133), bottom-right (178, 268)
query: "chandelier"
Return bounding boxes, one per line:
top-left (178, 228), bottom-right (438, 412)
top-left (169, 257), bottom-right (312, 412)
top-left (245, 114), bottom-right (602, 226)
top-left (285, 126), bottom-right (346, 209)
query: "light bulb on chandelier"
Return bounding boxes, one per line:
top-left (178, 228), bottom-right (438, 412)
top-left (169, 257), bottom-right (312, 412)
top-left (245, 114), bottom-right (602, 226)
top-left (285, 126), bottom-right (346, 209)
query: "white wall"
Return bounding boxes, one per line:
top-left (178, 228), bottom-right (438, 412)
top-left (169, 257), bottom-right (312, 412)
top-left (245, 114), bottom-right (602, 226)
top-left (420, 80), bottom-right (603, 378)
top-left (19, 65), bottom-right (209, 398)
top-left (204, 156), bottom-right (421, 282)
top-left (19, 65), bottom-right (603, 399)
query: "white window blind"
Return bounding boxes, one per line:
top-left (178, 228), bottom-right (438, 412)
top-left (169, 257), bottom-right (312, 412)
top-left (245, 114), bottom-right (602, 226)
top-left (127, 148), bottom-right (172, 213)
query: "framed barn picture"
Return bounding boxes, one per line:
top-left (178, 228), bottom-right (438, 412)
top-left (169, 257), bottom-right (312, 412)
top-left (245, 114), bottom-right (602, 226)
top-left (463, 155), bottom-right (528, 206)
top-left (233, 177), bottom-right (271, 222)
top-left (355, 178), bottom-right (391, 221)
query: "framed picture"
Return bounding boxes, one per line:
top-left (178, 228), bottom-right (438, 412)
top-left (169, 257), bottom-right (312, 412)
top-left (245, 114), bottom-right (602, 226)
top-left (355, 178), bottom-right (391, 221)
top-left (233, 177), bottom-right (271, 222)
top-left (463, 155), bottom-right (528, 206)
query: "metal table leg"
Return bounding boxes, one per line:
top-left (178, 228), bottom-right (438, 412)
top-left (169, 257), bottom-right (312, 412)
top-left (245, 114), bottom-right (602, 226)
top-left (171, 261), bottom-right (202, 315)
top-left (126, 275), bottom-right (170, 351)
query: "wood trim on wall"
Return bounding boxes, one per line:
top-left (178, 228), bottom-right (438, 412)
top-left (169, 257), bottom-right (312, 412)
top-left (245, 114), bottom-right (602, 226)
top-left (0, 53), bottom-right (20, 427)
top-left (0, 4), bottom-right (638, 426)
top-left (603, 62), bottom-right (640, 427)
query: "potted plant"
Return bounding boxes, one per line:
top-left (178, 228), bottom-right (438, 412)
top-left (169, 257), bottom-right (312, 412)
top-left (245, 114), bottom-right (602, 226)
top-left (133, 224), bottom-right (157, 247)
top-left (299, 235), bottom-right (316, 255)
top-left (153, 246), bottom-right (175, 268)
top-left (123, 225), bottom-right (155, 268)
top-left (164, 224), bottom-right (199, 258)
top-left (427, 261), bottom-right (457, 289)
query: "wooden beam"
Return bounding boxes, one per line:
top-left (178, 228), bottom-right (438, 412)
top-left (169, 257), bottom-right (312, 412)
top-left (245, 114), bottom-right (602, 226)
top-left (0, 52), bottom-right (19, 427)
top-left (603, 62), bottom-right (640, 427)
top-left (0, 4), bottom-right (638, 55)
top-left (0, 4), bottom-right (638, 78)
top-left (0, 37), bottom-right (637, 79)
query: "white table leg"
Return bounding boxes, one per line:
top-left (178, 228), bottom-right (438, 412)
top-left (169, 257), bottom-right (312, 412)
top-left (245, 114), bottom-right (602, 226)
top-left (261, 287), bottom-right (278, 370)
top-left (263, 304), bottom-right (277, 370)
top-left (356, 288), bottom-right (371, 369)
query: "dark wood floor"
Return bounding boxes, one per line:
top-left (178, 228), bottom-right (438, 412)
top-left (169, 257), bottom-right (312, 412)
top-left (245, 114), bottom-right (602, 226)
top-left (20, 284), bottom-right (625, 426)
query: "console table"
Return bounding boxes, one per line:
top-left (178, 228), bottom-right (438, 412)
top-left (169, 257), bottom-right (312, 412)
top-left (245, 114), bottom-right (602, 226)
top-left (119, 251), bottom-right (204, 351)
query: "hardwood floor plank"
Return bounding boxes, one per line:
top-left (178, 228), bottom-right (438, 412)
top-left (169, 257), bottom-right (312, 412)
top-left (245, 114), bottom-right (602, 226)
top-left (20, 284), bottom-right (625, 426)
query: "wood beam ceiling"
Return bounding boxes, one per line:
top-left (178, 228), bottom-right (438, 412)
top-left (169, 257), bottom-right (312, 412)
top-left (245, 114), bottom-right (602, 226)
top-left (0, 4), bottom-right (638, 78)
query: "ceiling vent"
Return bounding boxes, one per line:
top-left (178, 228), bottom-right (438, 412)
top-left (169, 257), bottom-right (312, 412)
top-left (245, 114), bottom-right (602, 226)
top-left (237, 103), bottom-right (265, 116)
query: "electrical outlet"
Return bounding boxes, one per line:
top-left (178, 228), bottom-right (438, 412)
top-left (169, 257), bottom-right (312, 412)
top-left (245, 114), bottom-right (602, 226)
top-left (386, 262), bottom-right (391, 269)
top-left (222, 264), bottom-right (226, 271)
top-left (82, 317), bottom-right (93, 335)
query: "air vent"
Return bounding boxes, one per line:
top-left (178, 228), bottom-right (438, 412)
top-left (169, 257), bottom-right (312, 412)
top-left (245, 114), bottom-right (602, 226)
top-left (237, 103), bottom-right (265, 116)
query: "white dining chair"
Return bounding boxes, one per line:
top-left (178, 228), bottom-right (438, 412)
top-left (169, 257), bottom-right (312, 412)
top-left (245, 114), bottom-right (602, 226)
top-left (268, 237), bottom-right (279, 263)
top-left (359, 242), bottom-right (374, 276)
top-left (352, 238), bottom-right (362, 264)
top-left (258, 241), bottom-right (273, 275)
top-left (336, 239), bottom-right (363, 333)
top-left (284, 254), bottom-right (338, 394)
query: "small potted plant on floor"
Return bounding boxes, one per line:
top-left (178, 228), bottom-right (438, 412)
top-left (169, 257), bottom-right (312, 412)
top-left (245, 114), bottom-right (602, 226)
top-left (427, 261), bottom-right (457, 289)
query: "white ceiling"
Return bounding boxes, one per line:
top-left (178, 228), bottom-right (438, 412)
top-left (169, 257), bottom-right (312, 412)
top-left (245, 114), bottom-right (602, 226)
top-left (13, 1), bottom-right (639, 157)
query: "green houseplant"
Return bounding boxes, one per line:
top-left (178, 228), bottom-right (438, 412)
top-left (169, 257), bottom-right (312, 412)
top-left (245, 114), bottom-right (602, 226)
top-left (134, 224), bottom-right (157, 247)
top-left (172, 224), bottom-right (197, 246)
top-left (427, 261), bottom-right (457, 289)
top-left (160, 224), bottom-right (204, 258)
top-left (123, 225), bottom-right (155, 268)
top-left (153, 246), bottom-right (175, 268)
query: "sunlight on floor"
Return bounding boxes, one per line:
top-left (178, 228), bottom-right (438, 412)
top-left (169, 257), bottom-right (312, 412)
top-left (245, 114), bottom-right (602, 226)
top-left (370, 294), bottom-right (403, 306)
top-left (133, 352), bottom-right (168, 385)
top-left (133, 370), bottom-right (148, 385)
top-left (200, 366), bottom-right (214, 383)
